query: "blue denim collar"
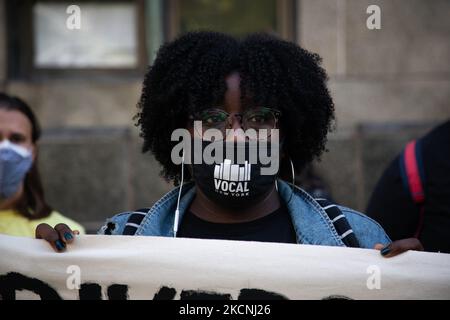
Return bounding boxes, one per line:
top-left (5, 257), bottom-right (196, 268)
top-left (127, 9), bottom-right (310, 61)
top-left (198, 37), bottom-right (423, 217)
top-left (134, 180), bottom-right (344, 246)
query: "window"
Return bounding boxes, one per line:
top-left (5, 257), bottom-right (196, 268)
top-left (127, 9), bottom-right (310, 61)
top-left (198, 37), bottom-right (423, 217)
top-left (166, 0), bottom-right (296, 41)
top-left (7, 0), bottom-right (146, 78)
top-left (6, 0), bottom-right (296, 78)
top-left (34, 2), bottom-right (138, 68)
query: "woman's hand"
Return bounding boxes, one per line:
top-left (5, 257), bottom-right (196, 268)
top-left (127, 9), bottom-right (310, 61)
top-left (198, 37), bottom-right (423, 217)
top-left (35, 223), bottom-right (79, 252)
top-left (374, 238), bottom-right (424, 258)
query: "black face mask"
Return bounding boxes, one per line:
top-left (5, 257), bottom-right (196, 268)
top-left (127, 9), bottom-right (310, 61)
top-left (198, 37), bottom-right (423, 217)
top-left (191, 140), bottom-right (279, 209)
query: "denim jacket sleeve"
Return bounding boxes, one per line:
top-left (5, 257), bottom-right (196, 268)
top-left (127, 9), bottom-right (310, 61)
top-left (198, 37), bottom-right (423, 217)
top-left (97, 212), bottom-right (131, 235)
top-left (337, 205), bottom-right (392, 248)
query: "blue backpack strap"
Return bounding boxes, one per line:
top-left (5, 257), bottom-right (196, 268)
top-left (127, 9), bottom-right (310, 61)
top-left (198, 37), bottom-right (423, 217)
top-left (315, 198), bottom-right (360, 248)
top-left (122, 208), bottom-right (151, 235)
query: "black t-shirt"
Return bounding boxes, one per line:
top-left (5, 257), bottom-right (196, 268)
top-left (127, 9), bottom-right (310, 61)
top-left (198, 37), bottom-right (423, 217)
top-left (366, 120), bottom-right (450, 253)
top-left (177, 205), bottom-right (297, 244)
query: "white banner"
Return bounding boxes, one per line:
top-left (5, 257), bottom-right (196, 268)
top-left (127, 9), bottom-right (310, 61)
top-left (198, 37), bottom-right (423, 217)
top-left (0, 234), bottom-right (449, 300)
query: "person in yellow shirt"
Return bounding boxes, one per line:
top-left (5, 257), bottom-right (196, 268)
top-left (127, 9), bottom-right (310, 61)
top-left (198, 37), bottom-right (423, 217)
top-left (0, 93), bottom-right (84, 241)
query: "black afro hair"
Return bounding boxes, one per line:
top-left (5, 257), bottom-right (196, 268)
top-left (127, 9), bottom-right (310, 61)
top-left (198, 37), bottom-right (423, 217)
top-left (135, 31), bottom-right (335, 184)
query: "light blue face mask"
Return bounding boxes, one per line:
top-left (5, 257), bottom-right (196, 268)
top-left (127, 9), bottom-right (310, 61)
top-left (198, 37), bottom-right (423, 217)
top-left (0, 140), bottom-right (33, 199)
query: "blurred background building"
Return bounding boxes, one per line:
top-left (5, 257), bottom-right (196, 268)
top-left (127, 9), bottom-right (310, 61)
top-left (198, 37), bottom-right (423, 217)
top-left (0, 0), bottom-right (449, 232)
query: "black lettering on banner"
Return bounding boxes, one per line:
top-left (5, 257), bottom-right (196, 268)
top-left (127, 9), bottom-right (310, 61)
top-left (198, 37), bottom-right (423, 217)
top-left (322, 295), bottom-right (353, 300)
top-left (79, 283), bottom-right (129, 300)
top-left (0, 272), bottom-right (296, 300)
top-left (180, 290), bottom-right (232, 300)
top-left (107, 284), bottom-right (129, 300)
top-left (153, 286), bottom-right (177, 300)
top-left (238, 288), bottom-right (288, 300)
top-left (79, 283), bottom-right (102, 300)
top-left (0, 272), bottom-right (62, 300)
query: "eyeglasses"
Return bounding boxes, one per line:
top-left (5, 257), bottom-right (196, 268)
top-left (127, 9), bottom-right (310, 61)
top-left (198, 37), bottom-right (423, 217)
top-left (190, 107), bottom-right (281, 141)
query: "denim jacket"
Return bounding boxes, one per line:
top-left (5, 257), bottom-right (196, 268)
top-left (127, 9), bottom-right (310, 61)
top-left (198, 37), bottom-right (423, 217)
top-left (98, 180), bottom-right (391, 248)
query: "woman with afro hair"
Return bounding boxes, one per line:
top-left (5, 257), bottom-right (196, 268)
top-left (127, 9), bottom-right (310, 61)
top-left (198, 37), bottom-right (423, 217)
top-left (37, 31), bottom-right (422, 257)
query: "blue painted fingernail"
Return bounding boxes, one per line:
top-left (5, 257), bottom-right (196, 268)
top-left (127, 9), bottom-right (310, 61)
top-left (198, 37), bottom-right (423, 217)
top-left (64, 232), bottom-right (73, 241)
top-left (380, 246), bottom-right (391, 256)
top-left (55, 240), bottom-right (66, 251)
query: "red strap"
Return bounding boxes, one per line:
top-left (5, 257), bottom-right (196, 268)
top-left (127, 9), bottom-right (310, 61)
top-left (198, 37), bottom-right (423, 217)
top-left (404, 141), bottom-right (425, 203)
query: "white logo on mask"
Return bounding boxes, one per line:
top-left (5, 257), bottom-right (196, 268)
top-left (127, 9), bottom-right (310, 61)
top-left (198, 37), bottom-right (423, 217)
top-left (213, 159), bottom-right (250, 197)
